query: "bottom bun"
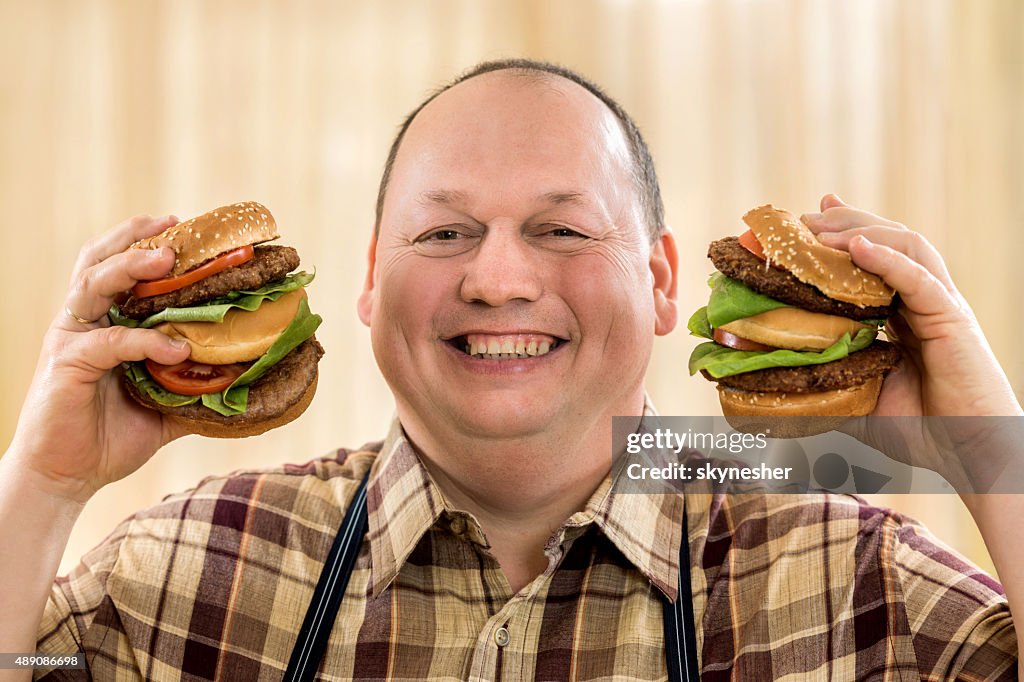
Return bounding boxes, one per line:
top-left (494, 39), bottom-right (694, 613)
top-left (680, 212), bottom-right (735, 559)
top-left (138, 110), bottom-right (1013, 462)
top-left (717, 376), bottom-right (883, 437)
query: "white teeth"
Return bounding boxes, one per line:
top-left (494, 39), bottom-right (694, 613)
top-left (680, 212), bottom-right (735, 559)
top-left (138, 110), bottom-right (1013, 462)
top-left (460, 336), bottom-right (561, 359)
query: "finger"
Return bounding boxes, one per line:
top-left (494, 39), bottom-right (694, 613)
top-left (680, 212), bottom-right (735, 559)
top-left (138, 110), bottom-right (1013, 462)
top-left (62, 247), bottom-right (178, 328)
top-left (70, 214), bottom-right (179, 283)
top-left (847, 236), bottom-right (959, 318)
top-left (820, 193), bottom-right (846, 211)
top-left (801, 206), bottom-right (906, 233)
top-left (65, 325), bottom-right (190, 377)
top-left (816, 226), bottom-right (954, 290)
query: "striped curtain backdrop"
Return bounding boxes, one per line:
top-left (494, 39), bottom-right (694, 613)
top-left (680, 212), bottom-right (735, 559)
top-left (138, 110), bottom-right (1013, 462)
top-left (1, 0), bottom-right (1021, 576)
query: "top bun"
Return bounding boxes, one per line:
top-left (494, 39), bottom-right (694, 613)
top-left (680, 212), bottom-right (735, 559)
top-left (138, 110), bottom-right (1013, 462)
top-left (131, 201), bottom-right (279, 277)
top-left (743, 204), bottom-right (894, 308)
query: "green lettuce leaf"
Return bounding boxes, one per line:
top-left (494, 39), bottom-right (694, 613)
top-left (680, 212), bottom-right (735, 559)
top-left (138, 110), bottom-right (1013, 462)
top-left (121, 296), bottom-right (322, 417)
top-left (218, 296), bottom-right (322, 412)
top-left (109, 271), bottom-right (314, 329)
top-left (705, 272), bottom-right (789, 328)
top-left (687, 306), bottom-right (714, 340)
top-left (688, 327), bottom-right (878, 378)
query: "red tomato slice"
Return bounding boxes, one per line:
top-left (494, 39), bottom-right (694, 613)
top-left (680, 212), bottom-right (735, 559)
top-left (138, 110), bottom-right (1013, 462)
top-left (738, 229), bottom-right (766, 260)
top-left (131, 245), bottom-right (255, 299)
top-left (145, 358), bottom-right (249, 396)
top-left (713, 327), bottom-right (776, 352)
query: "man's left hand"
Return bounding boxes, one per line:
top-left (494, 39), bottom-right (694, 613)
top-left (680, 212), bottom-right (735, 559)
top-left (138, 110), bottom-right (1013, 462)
top-left (801, 194), bottom-right (1021, 420)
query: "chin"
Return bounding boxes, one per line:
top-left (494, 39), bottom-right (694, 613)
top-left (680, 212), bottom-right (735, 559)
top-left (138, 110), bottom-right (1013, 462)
top-left (448, 402), bottom-right (558, 440)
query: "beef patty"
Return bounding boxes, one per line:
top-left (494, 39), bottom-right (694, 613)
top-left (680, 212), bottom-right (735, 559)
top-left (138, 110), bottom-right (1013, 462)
top-left (708, 237), bottom-right (895, 321)
top-left (118, 245), bottom-right (300, 320)
top-left (704, 340), bottom-right (901, 393)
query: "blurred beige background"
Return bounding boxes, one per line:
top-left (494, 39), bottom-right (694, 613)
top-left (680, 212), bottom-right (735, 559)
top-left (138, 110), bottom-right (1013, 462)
top-left (1, 0), bottom-right (1021, 577)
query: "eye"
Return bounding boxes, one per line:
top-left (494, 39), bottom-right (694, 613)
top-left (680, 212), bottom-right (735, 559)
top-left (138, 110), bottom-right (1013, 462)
top-left (413, 225), bottom-right (479, 257)
top-left (420, 228), bottom-right (464, 242)
top-left (545, 225), bottom-right (585, 238)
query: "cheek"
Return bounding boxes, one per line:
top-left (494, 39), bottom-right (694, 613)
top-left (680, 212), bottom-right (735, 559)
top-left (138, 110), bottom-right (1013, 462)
top-left (373, 258), bottom-right (453, 338)
top-left (559, 255), bottom-right (655, 339)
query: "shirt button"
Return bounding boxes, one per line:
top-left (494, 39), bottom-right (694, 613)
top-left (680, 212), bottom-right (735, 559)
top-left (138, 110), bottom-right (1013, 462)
top-left (494, 626), bottom-right (510, 647)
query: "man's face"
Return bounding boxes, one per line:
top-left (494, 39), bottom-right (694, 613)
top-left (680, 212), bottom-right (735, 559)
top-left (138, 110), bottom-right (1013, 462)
top-left (359, 72), bottom-right (677, 442)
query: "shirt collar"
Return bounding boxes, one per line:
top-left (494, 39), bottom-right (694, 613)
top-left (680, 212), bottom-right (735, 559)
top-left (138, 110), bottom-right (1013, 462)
top-left (366, 398), bottom-right (684, 601)
top-left (366, 417), bottom-right (446, 598)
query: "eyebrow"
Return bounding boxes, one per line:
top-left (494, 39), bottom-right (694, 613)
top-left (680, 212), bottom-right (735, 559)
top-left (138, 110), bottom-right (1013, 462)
top-left (419, 189), bottom-right (469, 206)
top-left (418, 189), bottom-right (589, 207)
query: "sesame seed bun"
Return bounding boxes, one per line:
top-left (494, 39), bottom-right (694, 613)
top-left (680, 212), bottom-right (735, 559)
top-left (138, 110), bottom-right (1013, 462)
top-left (743, 205), bottom-right (894, 308)
top-left (716, 376), bottom-right (884, 437)
top-left (130, 201), bottom-right (279, 276)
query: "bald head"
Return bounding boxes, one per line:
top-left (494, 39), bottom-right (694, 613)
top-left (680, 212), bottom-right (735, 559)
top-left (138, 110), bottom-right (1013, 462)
top-left (373, 59), bottom-right (664, 242)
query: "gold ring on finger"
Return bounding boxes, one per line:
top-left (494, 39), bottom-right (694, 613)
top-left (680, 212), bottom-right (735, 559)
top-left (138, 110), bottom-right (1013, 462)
top-left (64, 305), bottom-right (98, 325)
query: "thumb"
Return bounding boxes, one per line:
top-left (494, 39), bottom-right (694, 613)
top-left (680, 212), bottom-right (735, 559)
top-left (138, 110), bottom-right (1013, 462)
top-left (820, 193), bottom-right (847, 211)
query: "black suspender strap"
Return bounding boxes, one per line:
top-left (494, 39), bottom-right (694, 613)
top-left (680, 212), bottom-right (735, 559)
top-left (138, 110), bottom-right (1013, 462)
top-left (284, 472), bottom-right (371, 682)
top-left (663, 504), bottom-right (701, 682)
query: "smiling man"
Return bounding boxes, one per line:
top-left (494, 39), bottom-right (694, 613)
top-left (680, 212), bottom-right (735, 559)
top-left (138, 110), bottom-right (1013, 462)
top-left (1, 59), bottom-right (1020, 681)
top-left (357, 64), bottom-right (677, 594)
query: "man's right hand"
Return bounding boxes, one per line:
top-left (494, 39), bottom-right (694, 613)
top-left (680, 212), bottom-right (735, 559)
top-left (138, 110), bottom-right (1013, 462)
top-left (5, 213), bottom-right (193, 505)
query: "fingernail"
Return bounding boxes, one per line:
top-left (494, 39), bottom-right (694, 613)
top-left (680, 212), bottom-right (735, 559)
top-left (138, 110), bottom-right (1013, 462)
top-left (854, 235), bottom-right (873, 250)
top-left (168, 338), bottom-right (189, 350)
top-left (147, 246), bottom-right (169, 258)
top-left (818, 232), bottom-right (840, 242)
top-left (801, 212), bottom-right (824, 223)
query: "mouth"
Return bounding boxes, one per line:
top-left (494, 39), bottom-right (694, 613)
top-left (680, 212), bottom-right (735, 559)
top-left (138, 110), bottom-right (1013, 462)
top-left (444, 333), bottom-right (568, 360)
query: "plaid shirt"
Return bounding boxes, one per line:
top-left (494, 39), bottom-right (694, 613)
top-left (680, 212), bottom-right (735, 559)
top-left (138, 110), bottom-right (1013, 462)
top-left (37, 417), bottom-right (1017, 680)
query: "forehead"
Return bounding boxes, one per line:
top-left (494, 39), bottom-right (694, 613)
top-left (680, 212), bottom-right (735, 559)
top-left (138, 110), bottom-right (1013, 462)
top-left (386, 71), bottom-right (634, 211)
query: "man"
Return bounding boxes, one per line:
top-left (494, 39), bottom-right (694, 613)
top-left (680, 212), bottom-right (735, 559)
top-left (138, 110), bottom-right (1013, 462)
top-left (0, 59), bottom-right (1020, 680)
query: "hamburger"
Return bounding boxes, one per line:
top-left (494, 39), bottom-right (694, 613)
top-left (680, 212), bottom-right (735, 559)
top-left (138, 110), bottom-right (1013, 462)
top-left (109, 201), bottom-right (324, 438)
top-left (688, 204), bottom-right (901, 430)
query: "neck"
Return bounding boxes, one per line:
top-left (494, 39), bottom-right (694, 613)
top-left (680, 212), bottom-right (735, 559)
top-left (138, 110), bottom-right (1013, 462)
top-left (397, 390), bottom-right (646, 593)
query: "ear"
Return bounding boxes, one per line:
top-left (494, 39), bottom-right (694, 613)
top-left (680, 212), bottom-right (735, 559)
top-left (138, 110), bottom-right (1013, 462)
top-left (651, 227), bottom-right (678, 336)
top-left (356, 232), bottom-right (378, 327)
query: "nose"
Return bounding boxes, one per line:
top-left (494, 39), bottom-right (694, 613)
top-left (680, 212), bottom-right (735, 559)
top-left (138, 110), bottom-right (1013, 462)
top-left (460, 227), bottom-right (543, 306)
